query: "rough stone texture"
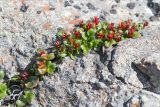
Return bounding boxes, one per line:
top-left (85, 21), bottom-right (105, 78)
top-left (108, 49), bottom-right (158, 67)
top-left (0, 0), bottom-right (160, 107)
top-left (134, 53), bottom-right (160, 94)
top-left (112, 34), bottom-right (160, 88)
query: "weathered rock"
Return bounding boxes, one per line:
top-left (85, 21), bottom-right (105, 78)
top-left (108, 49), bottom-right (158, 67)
top-left (134, 53), bottom-right (160, 94)
top-left (0, 0), bottom-right (160, 107)
top-left (126, 91), bottom-right (160, 107)
top-left (112, 33), bottom-right (160, 88)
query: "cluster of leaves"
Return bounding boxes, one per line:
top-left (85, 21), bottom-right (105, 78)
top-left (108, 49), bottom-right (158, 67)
top-left (0, 70), bottom-right (34, 106)
top-left (53, 17), bottom-right (148, 59)
top-left (0, 70), bottom-right (7, 100)
top-left (0, 17), bottom-right (148, 106)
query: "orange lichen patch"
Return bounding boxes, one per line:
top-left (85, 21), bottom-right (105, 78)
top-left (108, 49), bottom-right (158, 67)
top-left (131, 103), bottom-right (140, 107)
top-left (42, 22), bottom-right (53, 30)
top-left (15, 10), bottom-right (20, 17)
top-left (0, 56), bottom-right (14, 64)
top-left (21, 0), bottom-right (26, 4)
top-left (65, 26), bottom-right (74, 34)
top-left (68, 18), bottom-right (81, 25)
top-left (12, 0), bottom-right (16, 4)
top-left (42, 4), bottom-right (50, 12)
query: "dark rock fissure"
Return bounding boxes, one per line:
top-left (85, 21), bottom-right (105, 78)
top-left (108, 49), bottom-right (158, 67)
top-left (131, 62), bottom-right (155, 91)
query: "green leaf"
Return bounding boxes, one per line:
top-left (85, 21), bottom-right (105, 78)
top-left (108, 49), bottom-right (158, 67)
top-left (101, 22), bottom-right (108, 29)
top-left (133, 32), bottom-right (140, 39)
top-left (25, 76), bottom-right (39, 89)
top-left (47, 53), bottom-right (55, 60)
top-left (0, 83), bottom-right (7, 100)
top-left (121, 36), bottom-right (128, 41)
top-left (111, 39), bottom-right (117, 45)
top-left (18, 91), bottom-right (35, 106)
top-left (0, 70), bottom-right (5, 80)
top-left (75, 39), bottom-right (82, 44)
top-left (105, 41), bottom-right (111, 47)
top-left (81, 32), bottom-right (87, 40)
top-left (81, 44), bottom-right (90, 54)
top-left (36, 48), bottom-right (43, 54)
top-left (60, 52), bottom-right (67, 58)
top-left (24, 91), bottom-right (35, 103)
top-left (16, 100), bottom-right (26, 107)
top-left (56, 30), bottom-right (64, 37)
top-left (46, 61), bottom-right (56, 74)
top-left (90, 39), bottom-right (102, 48)
top-left (70, 53), bottom-right (76, 60)
top-left (87, 29), bottom-right (95, 37)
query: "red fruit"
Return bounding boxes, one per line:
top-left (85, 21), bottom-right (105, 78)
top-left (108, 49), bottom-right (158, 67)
top-left (115, 37), bottom-right (122, 42)
top-left (74, 43), bottom-right (79, 48)
top-left (39, 51), bottom-right (46, 56)
top-left (108, 23), bottom-right (114, 31)
top-left (144, 20), bottom-right (148, 27)
top-left (97, 33), bottom-right (104, 39)
top-left (94, 16), bottom-right (100, 25)
top-left (69, 38), bottom-right (74, 44)
top-left (55, 40), bottom-right (61, 48)
top-left (108, 33), bottom-right (114, 40)
top-left (119, 21), bottom-right (126, 30)
top-left (20, 72), bottom-right (30, 80)
top-left (128, 26), bottom-right (136, 38)
top-left (126, 19), bottom-right (131, 29)
top-left (80, 20), bottom-right (84, 27)
top-left (62, 34), bottom-right (68, 39)
top-left (74, 31), bottom-right (81, 38)
top-left (87, 22), bottom-right (93, 29)
top-left (38, 61), bottom-right (45, 67)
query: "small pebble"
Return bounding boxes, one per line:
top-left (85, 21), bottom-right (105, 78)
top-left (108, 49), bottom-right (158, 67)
top-left (83, 10), bottom-right (88, 13)
top-left (75, 16), bottom-right (80, 18)
top-left (73, 5), bottom-right (81, 10)
top-left (153, 3), bottom-right (160, 14)
top-left (20, 4), bottom-right (28, 12)
top-left (147, 2), bottom-right (154, 8)
top-left (0, 7), bottom-right (2, 12)
top-left (100, 15), bottom-right (106, 21)
top-left (135, 13), bottom-right (139, 17)
top-left (86, 3), bottom-right (96, 10)
top-left (64, 1), bottom-right (71, 7)
top-left (110, 9), bottom-right (117, 14)
top-left (37, 10), bottom-right (41, 14)
top-left (69, 0), bottom-right (74, 3)
top-left (49, 7), bottom-right (55, 10)
top-left (127, 2), bottom-right (135, 9)
top-left (81, 3), bottom-right (84, 6)
top-left (115, 0), bottom-right (120, 3)
top-left (149, 16), bottom-right (159, 21)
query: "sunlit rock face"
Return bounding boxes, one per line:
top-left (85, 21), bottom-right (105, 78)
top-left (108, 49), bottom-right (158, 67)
top-left (0, 0), bottom-right (160, 107)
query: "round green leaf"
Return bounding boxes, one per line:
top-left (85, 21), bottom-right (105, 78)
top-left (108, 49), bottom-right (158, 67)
top-left (0, 70), bottom-right (5, 80)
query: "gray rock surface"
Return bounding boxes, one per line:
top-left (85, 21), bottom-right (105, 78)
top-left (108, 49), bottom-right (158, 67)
top-left (1, 0), bottom-right (160, 107)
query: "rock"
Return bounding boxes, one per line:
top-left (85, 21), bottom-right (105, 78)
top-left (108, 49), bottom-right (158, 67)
top-left (20, 4), bottom-right (29, 12)
top-left (1, 0), bottom-right (160, 106)
top-left (112, 32), bottom-right (160, 88)
top-left (126, 91), bottom-right (160, 107)
top-left (73, 5), bottom-right (81, 10)
top-left (147, 1), bottom-right (160, 17)
top-left (64, 1), bottom-right (71, 7)
top-left (115, 0), bottom-right (120, 3)
top-left (149, 16), bottom-right (159, 21)
top-left (33, 53), bottom-right (112, 107)
top-left (134, 53), bottom-right (160, 93)
top-left (0, 7), bottom-right (2, 12)
top-left (127, 2), bottom-right (135, 9)
top-left (110, 9), bottom-right (117, 14)
top-left (86, 3), bottom-right (96, 10)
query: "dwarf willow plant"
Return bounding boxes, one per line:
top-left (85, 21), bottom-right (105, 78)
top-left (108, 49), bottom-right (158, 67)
top-left (0, 17), bottom-right (148, 106)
